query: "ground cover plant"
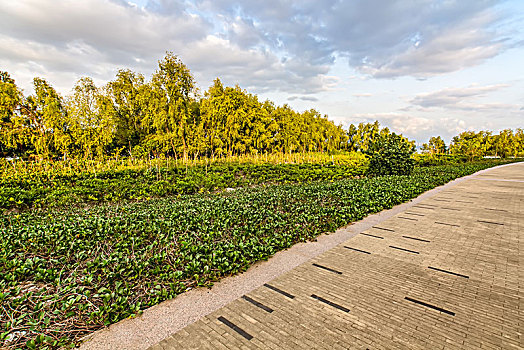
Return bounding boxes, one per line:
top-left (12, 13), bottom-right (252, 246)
top-left (0, 152), bottom-right (368, 210)
top-left (0, 159), bottom-right (517, 349)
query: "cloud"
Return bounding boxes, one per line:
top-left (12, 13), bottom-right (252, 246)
top-left (353, 93), bottom-right (372, 97)
top-left (355, 7), bottom-right (505, 78)
top-left (198, 0), bottom-right (512, 79)
top-left (288, 95), bottom-right (319, 102)
top-left (354, 112), bottom-right (436, 135)
top-left (0, 0), bottom-right (333, 95)
top-left (349, 112), bottom-right (480, 144)
top-left (0, 0), bottom-right (517, 97)
top-left (410, 84), bottom-right (514, 110)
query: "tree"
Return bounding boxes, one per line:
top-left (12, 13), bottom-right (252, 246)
top-left (1, 72), bottom-right (22, 154)
top-left (493, 129), bottom-right (516, 158)
top-left (147, 52), bottom-right (195, 159)
top-left (346, 121), bottom-right (381, 152)
top-left (24, 78), bottom-right (72, 158)
top-left (449, 131), bottom-right (485, 160)
top-left (67, 77), bottom-right (114, 158)
top-left (515, 128), bottom-right (524, 157)
top-left (106, 69), bottom-right (149, 153)
top-left (421, 136), bottom-right (446, 154)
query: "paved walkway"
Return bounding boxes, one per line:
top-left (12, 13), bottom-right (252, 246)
top-left (148, 163), bottom-right (524, 350)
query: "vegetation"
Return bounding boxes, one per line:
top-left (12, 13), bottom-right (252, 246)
top-left (422, 129), bottom-right (524, 159)
top-left (365, 132), bottom-right (415, 176)
top-left (0, 152), bottom-right (367, 211)
top-left (0, 160), bottom-right (516, 349)
top-left (0, 54), bottom-right (348, 161)
top-left (2, 51), bottom-right (524, 350)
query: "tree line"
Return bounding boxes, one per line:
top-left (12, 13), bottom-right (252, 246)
top-left (1, 53), bottom-right (349, 160)
top-left (422, 129), bottom-right (524, 159)
top-left (1, 52), bottom-right (522, 161)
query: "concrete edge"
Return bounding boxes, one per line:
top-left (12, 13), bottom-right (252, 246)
top-left (78, 161), bottom-right (522, 350)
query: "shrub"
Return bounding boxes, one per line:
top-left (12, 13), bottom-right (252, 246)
top-left (365, 133), bottom-right (416, 175)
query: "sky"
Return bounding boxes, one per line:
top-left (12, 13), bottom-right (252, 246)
top-left (1, 0), bottom-right (523, 145)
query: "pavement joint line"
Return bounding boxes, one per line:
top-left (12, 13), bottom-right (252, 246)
top-left (263, 284), bottom-right (295, 299)
top-left (312, 263), bottom-right (342, 275)
top-left (360, 232), bottom-right (384, 239)
top-left (404, 297), bottom-right (455, 316)
top-left (397, 216), bottom-right (418, 221)
top-left (241, 296), bottom-right (274, 313)
top-left (389, 246), bottom-right (420, 254)
top-left (402, 236), bottom-right (430, 243)
top-left (371, 226), bottom-right (395, 232)
top-left (427, 266), bottom-right (469, 279)
top-left (433, 199), bottom-right (451, 202)
top-left (456, 200), bottom-right (473, 203)
top-left (310, 294), bottom-right (350, 313)
top-left (404, 212), bottom-right (425, 216)
top-left (343, 246), bottom-right (371, 254)
top-left (441, 207), bottom-right (461, 211)
top-left (217, 316), bottom-right (253, 340)
top-left (434, 221), bottom-right (460, 227)
top-left (484, 208), bottom-right (508, 212)
top-left (412, 205), bottom-right (436, 210)
top-left (477, 220), bottom-right (504, 226)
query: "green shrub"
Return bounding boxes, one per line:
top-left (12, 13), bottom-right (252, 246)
top-left (413, 153), bottom-right (469, 166)
top-left (365, 133), bottom-right (416, 175)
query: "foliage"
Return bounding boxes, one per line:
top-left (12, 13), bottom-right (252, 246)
top-left (421, 136), bottom-right (446, 154)
top-left (0, 56), bottom-right (348, 161)
top-left (0, 72), bottom-right (26, 155)
top-left (429, 128), bottom-right (524, 159)
top-left (413, 153), bottom-right (468, 166)
top-left (365, 132), bottom-right (416, 175)
top-left (346, 120), bottom-right (392, 153)
top-left (0, 160), bottom-right (513, 349)
top-left (0, 152), bottom-right (368, 211)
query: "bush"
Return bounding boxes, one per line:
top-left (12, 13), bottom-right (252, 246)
top-left (413, 153), bottom-right (469, 166)
top-left (365, 133), bottom-right (415, 175)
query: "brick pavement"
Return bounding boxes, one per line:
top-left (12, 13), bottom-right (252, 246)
top-left (149, 164), bottom-right (524, 350)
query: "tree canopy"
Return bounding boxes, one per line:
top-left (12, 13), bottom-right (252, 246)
top-left (0, 53), bottom-right (350, 160)
top-left (1, 53), bottom-right (521, 161)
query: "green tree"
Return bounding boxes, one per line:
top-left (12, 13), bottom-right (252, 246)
top-left (147, 52), bottom-right (195, 159)
top-left (25, 78), bottom-right (72, 158)
top-left (106, 69), bottom-right (149, 153)
top-left (449, 131), bottom-right (486, 160)
top-left (67, 77), bottom-right (114, 158)
top-left (515, 128), bottom-right (524, 157)
top-left (0, 72), bottom-right (31, 155)
top-left (421, 136), bottom-right (447, 154)
top-left (493, 129), bottom-right (516, 158)
top-left (346, 121), bottom-right (381, 152)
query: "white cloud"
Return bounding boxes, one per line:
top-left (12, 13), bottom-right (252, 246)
top-left (0, 0), bottom-right (334, 95)
top-left (199, 0), bottom-right (512, 79)
top-left (1, 0), bottom-right (516, 96)
top-left (410, 84), bottom-right (516, 110)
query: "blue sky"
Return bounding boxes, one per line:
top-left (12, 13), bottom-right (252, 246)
top-left (1, 0), bottom-right (523, 145)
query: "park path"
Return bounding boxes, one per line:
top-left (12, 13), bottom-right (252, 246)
top-left (148, 163), bottom-right (524, 349)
